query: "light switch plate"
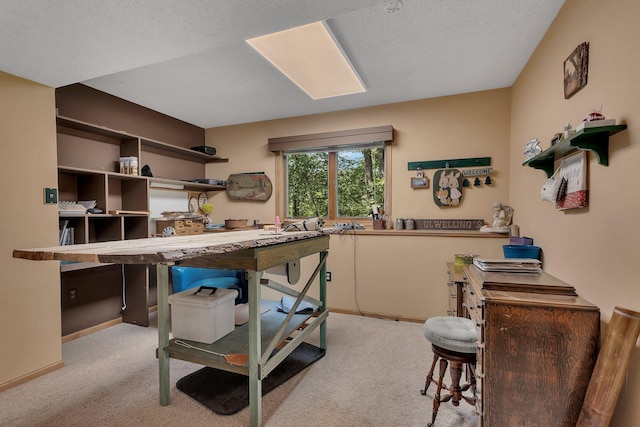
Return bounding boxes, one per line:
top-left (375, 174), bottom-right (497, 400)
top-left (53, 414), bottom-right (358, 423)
top-left (44, 187), bottom-right (58, 204)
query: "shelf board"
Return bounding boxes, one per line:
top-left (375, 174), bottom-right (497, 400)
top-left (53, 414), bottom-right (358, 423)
top-left (57, 116), bottom-right (137, 141)
top-left (523, 124), bottom-right (627, 177)
top-left (60, 261), bottom-right (116, 272)
top-left (149, 177), bottom-right (226, 192)
top-left (141, 138), bottom-right (228, 164)
top-left (59, 166), bottom-right (225, 192)
top-left (57, 115), bottom-right (228, 164)
top-left (58, 165), bottom-right (112, 175)
top-left (164, 299), bottom-right (320, 375)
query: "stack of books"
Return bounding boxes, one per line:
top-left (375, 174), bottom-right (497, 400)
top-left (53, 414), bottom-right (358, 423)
top-left (473, 258), bottom-right (541, 273)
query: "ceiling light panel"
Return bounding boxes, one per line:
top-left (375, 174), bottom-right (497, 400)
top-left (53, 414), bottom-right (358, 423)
top-left (247, 21), bottom-right (365, 100)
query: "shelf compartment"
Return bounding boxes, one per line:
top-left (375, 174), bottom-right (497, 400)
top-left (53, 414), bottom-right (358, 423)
top-left (60, 264), bottom-right (125, 336)
top-left (57, 119), bottom-right (139, 173)
top-left (523, 125), bottom-right (627, 177)
top-left (124, 216), bottom-right (151, 240)
top-left (59, 216), bottom-right (87, 245)
top-left (88, 216), bottom-right (123, 243)
top-left (107, 174), bottom-right (149, 212)
top-left (58, 169), bottom-right (107, 211)
top-left (122, 264), bottom-right (150, 326)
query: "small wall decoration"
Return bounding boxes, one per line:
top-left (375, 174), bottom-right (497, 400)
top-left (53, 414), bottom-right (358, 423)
top-left (411, 164), bottom-right (428, 188)
top-left (524, 138), bottom-right (542, 160)
top-left (556, 151), bottom-right (588, 210)
top-left (433, 168), bottom-right (462, 207)
top-left (564, 42), bottom-right (589, 99)
top-left (226, 173), bottom-right (272, 201)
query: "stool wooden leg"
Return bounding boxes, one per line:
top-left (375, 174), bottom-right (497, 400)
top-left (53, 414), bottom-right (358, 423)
top-left (461, 362), bottom-right (477, 405)
top-left (449, 361), bottom-right (464, 407)
top-left (421, 353), bottom-right (439, 395)
top-left (428, 358), bottom-right (448, 427)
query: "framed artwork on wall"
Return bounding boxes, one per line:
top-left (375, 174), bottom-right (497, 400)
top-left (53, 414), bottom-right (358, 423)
top-left (564, 42), bottom-right (589, 99)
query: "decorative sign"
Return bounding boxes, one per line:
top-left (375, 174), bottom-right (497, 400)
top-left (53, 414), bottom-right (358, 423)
top-left (434, 168), bottom-right (462, 206)
top-left (462, 167), bottom-right (493, 177)
top-left (226, 173), bottom-right (272, 201)
top-left (415, 219), bottom-right (485, 231)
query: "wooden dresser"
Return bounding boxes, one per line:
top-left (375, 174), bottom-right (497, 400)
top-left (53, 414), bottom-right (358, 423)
top-left (462, 265), bottom-right (600, 427)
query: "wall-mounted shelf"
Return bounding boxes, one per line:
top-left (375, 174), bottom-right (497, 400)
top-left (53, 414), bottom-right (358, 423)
top-left (55, 114), bottom-right (229, 335)
top-left (57, 115), bottom-right (229, 164)
top-left (523, 125), bottom-right (627, 177)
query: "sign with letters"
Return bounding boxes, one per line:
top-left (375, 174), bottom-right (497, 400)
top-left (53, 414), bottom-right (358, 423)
top-left (414, 219), bottom-right (485, 231)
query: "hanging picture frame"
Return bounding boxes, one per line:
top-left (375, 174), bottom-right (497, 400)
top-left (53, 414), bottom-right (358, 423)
top-left (564, 42), bottom-right (589, 99)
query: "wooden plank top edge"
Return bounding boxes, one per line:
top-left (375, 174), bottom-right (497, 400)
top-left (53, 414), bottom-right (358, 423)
top-left (13, 229), bottom-right (329, 264)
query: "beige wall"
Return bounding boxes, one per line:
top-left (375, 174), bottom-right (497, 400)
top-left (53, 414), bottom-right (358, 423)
top-left (510, 0), bottom-right (640, 424)
top-left (0, 71), bottom-right (61, 387)
top-left (207, 89), bottom-right (511, 320)
top-left (3, 2), bottom-right (638, 423)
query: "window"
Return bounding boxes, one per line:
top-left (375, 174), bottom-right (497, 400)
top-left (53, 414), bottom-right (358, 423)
top-left (286, 143), bottom-right (385, 219)
top-left (269, 126), bottom-right (393, 223)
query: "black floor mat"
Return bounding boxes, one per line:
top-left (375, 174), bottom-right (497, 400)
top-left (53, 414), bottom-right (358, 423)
top-left (176, 342), bottom-right (325, 415)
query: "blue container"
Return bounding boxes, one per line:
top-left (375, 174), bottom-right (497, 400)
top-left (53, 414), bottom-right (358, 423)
top-left (503, 245), bottom-right (541, 260)
top-left (170, 266), bottom-right (247, 304)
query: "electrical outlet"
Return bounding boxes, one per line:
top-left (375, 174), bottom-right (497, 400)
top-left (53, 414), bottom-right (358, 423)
top-left (68, 288), bottom-right (77, 303)
top-left (326, 272), bottom-right (332, 282)
top-left (44, 187), bottom-right (58, 204)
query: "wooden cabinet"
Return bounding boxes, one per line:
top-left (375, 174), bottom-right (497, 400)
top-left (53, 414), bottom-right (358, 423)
top-left (462, 265), bottom-right (600, 426)
top-left (446, 262), bottom-right (465, 316)
top-left (56, 115), bottom-right (228, 335)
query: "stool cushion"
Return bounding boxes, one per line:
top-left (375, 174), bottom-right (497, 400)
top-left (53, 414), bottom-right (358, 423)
top-left (423, 316), bottom-right (477, 354)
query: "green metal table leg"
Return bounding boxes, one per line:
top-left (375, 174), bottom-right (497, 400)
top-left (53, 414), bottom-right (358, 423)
top-left (157, 263), bottom-right (172, 406)
top-left (248, 270), bottom-right (262, 426)
top-left (320, 250), bottom-right (327, 350)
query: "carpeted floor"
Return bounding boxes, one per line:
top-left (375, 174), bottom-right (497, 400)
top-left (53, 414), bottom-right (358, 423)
top-left (0, 310), bottom-right (477, 427)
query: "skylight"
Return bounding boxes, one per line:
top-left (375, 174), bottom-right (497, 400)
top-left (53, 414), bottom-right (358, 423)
top-left (246, 21), bottom-right (366, 100)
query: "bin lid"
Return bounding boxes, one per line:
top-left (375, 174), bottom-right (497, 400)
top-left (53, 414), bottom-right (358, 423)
top-left (168, 287), bottom-right (237, 308)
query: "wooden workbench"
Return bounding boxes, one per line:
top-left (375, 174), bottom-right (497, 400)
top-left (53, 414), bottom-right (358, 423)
top-left (14, 229), bottom-right (330, 427)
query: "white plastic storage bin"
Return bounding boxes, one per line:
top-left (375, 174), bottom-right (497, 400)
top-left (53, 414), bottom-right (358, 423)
top-left (168, 287), bottom-right (238, 344)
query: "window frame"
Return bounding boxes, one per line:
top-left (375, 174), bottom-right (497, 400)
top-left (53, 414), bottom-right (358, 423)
top-left (269, 126), bottom-right (393, 225)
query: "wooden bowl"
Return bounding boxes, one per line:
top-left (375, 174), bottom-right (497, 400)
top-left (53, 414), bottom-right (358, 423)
top-left (225, 218), bottom-right (248, 229)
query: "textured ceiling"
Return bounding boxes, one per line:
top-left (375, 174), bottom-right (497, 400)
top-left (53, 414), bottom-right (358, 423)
top-left (0, 0), bottom-right (565, 128)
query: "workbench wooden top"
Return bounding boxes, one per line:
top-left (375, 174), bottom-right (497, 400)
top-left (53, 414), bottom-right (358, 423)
top-left (13, 229), bottom-right (329, 265)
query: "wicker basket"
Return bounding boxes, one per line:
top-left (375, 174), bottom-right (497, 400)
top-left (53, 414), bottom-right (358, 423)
top-left (224, 218), bottom-right (248, 229)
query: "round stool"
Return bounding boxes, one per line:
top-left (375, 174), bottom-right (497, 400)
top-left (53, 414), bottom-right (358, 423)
top-left (421, 316), bottom-right (477, 427)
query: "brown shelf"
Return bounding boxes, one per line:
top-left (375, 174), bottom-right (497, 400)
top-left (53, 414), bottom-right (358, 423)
top-left (57, 115), bottom-right (229, 164)
top-left (57, 115), bottom-right (137, 141)
top-left (55, 113), bottom-right (230, 334)
top-left (149, 177), bottom-right (226, 192)
top-left (141, 138), bottom-right (228, 164)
